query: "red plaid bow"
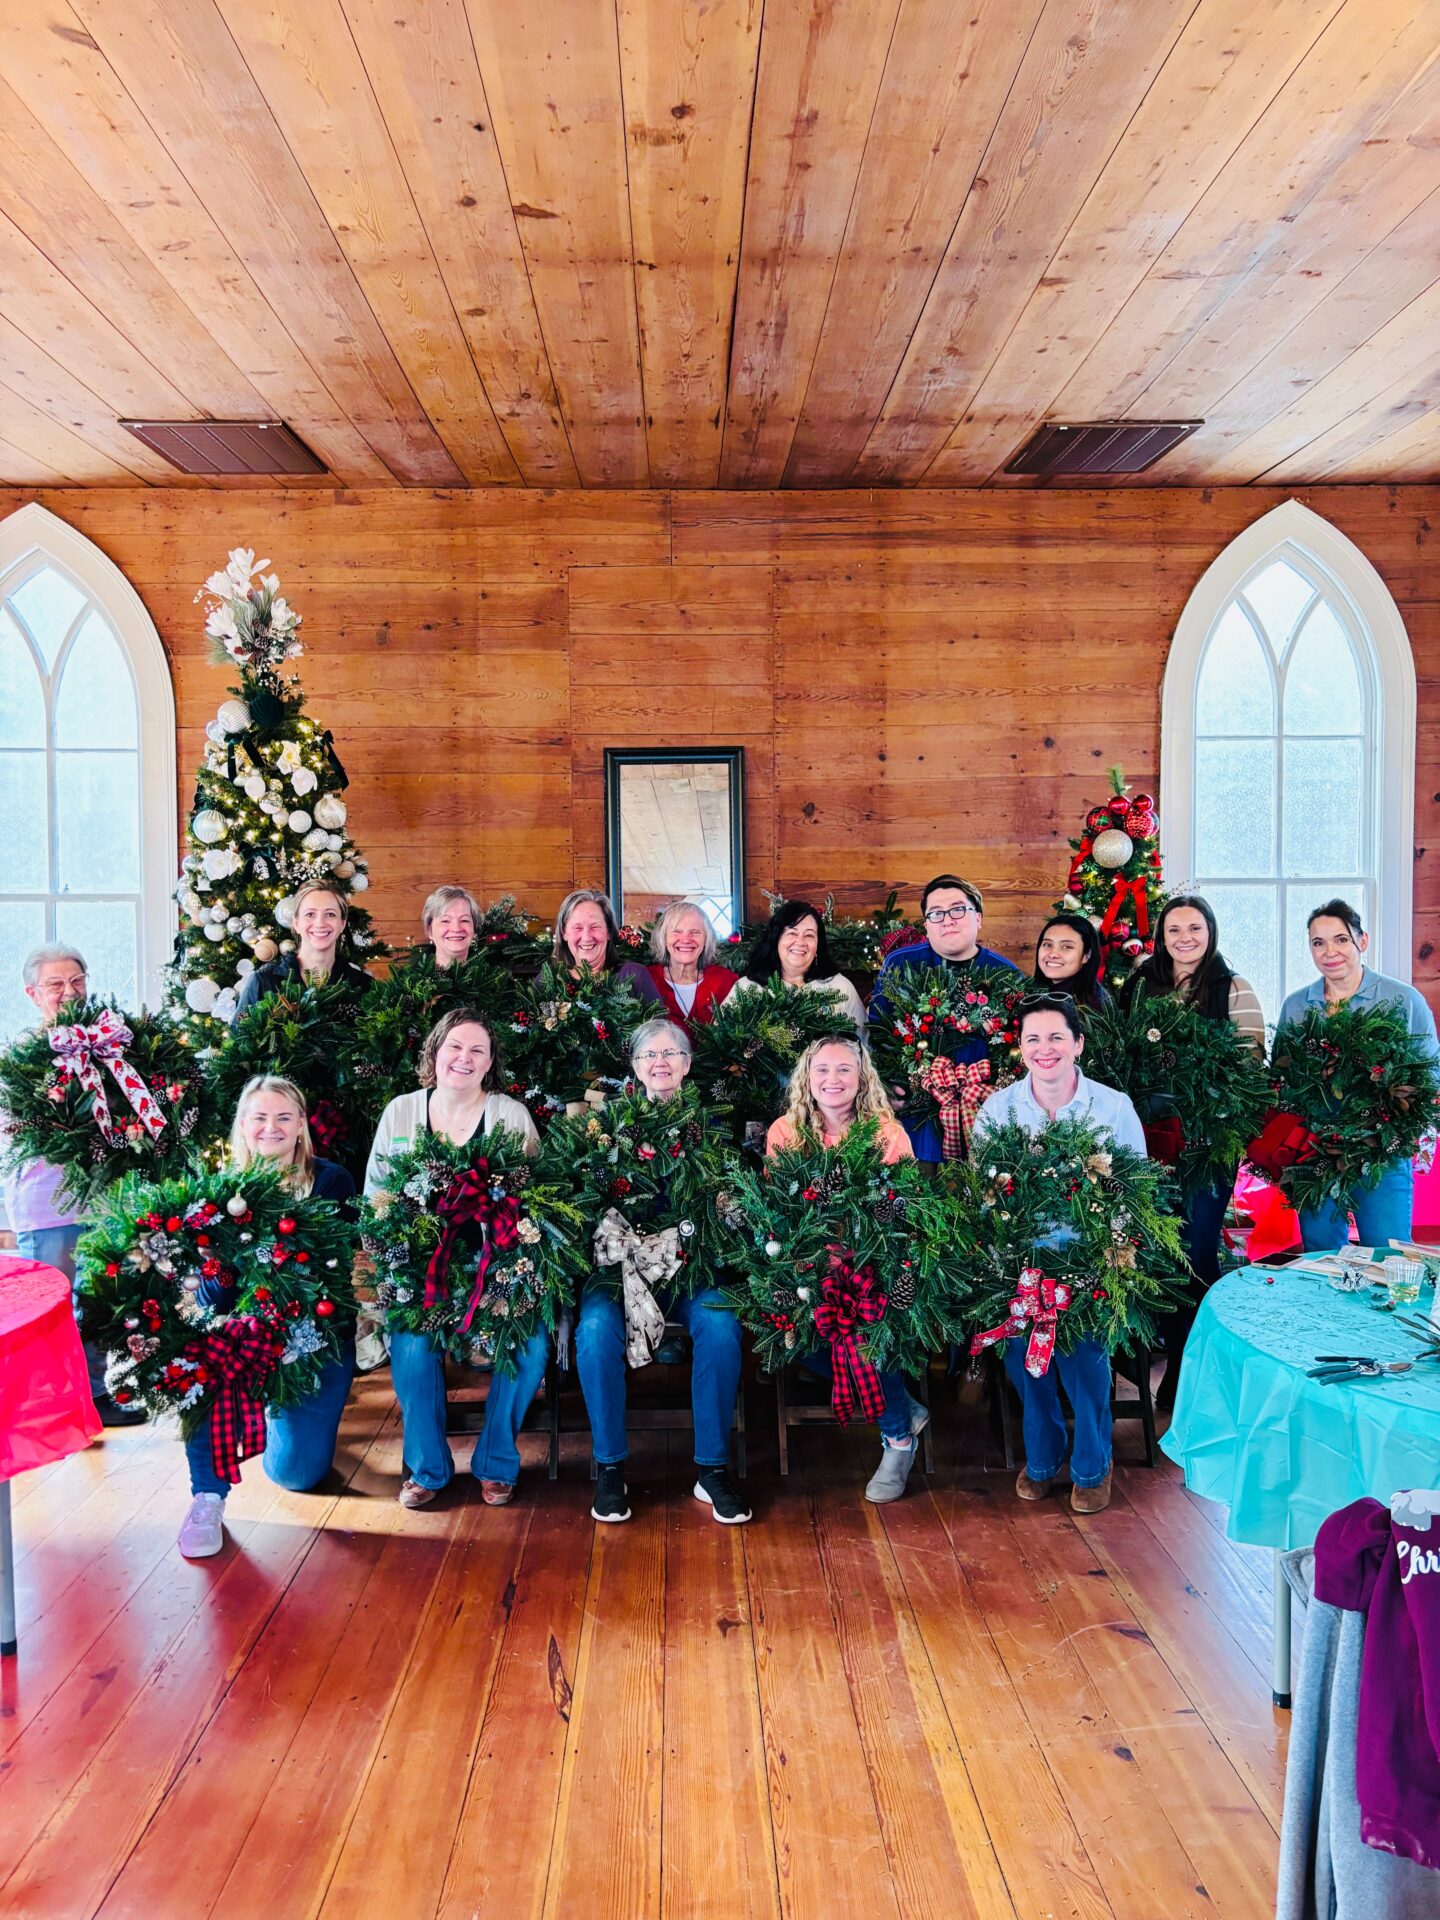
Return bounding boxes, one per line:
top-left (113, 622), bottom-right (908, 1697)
top-left (1246, 1109), bottom-right (1317, 1181)
top-left (969, 1267), bottom-right (1073, 1377)
top-left (48, 1009), bottom-right (167, 1148)
top-left (812, 1246), bottom-right (888, 1424)
top-left (190, 1317), bottom-right (286, 1483)
top-left (308, 1099), bottom-right (348, 1152)
top-left (425, 1160), bottom-right (523, 1333)
top-left (921, 1056), bottom-right (992, 1160)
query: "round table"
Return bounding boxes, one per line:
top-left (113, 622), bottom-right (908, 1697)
top-left (1162, 1263), bottom-right (1440, 1702)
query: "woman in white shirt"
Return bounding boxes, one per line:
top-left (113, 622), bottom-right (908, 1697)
top-left (364, 1007), bottom-right (540, 1511)
top-left (726, 899), bottom-right (866, 1032)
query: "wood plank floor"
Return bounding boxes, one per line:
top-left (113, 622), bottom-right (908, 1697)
top-left (0, 1375), bottom-right (1287, 1920)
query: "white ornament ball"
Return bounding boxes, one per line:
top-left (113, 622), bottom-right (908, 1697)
top-left (226, 1194), bottom-right (248, 1218)
top-left (242, 774), bottom-right (267, 802)
top-left (226, 916), bottom-right (243, 934)
top-left (274, 896), bottom-right (296, 928)
top-left (350, 870), bottom-right (369, 893)
top-left (184, 976), bottom-right (219, 1014)
top-left (291, 766), bottom-right (318, 797)
top-left (236, 957), bottom-right (255, 976)
top-left (316, 852), bottom-right (337, 871)
top-left (239, 925), bottom-right (258, 948)
top-left (180, 889), bottom-right (202, 919)
top-left (287, 810), bottom-right (312, 834)
top-left (280, 940), bottom-right (296, 955)
top-left (323, 832), bottom-right (342, 853)
top-left (208, 903), bottom-right (229, 924)
top-left (217, 698), bottom-right (252, 734)
top-left (252, 936), bottom-right (278, 964)
top-left (192, 808), bottom-right (228, 845)
top-left (313, 794), bottom-right (347, 831)
top-left (203, 922), bottom-right (226, 943)
top-left (764, 1238), bottom-right (782, 1258)
top-left (1090, 828), bottom-right (1134, 870)
top-left (303, 828), bottom-right (328, 853)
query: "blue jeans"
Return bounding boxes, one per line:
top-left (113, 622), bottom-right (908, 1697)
top-left (797, 1349), bottom-right (914, 1444)
top-left (574, 1285), bottom-right (741, 1468)
top-left (1004, 1335), bottom-right (1112, 1488)
top-left (1299, 1158), bottom-right (1414, 1253)
top-left (389, 1325), bottom-right (549, 1491)
top-left (186, 1344), bottom-right (356, 1496)
top-left (17, 1223), bottom-right (101, 1395)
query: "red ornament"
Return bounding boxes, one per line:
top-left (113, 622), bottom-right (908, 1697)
top-left (165, 1216), bottom-right (182, 1233)
top-left (105, 1262), bottom-right (120, 1278)
top-left (195, 1233), bottom-right (210, 1248)
top-left (277, 1217), bottom-right (297, 1235)
top-left (1085, 806), bottom-right (1109, 833)
top-left (1108, 796), bottom-right (1131, 820)
top-left (1130, 792), bottom-right (1154, 813)
top-left (315, 1298), bottom-right (336, 1319)
top-left (253, 1285), bottom-right (272, 1303)
top-left (113, 1390), bottom-right (134, 1405)
top-left (294, 1250), bottom-right (310, 1264)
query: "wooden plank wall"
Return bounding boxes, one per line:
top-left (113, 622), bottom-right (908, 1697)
top-left (3, 484), bottom-right (1437, 994)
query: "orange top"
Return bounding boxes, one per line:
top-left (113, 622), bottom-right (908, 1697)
top-left (765, 1113), bottom-right (914, 1165)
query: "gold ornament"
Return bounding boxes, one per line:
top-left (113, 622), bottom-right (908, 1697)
top-left (1090, 828), bottom-right (1134, 870)
top-left (251, 936), bottom-right (279, 963)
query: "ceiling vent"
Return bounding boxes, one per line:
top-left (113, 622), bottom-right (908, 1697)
top-left (1004, 419), bottom-right (1202, 478)
top-left (118, 419), bottom-right (327, 476)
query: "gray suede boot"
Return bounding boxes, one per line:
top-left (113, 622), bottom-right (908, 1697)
top-left (864, 1436), bottom-right (919, 1503)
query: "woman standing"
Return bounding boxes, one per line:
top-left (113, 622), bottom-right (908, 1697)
top-left (1119, 894), bottom-right (1263, 1406)
top-left (177, 1076), bottom-right (358, 1559)
top-left (365, 1009), bottom-right (542, 1510)
top-left (766, 1037), bottom-right (928, 1504)
top-left (575, 1018), bottom-right (750, 1527)
top-left (421, 884), bottom-right (482, 969)
top-left (233, 882), bottom-right (372, 1018)
top-left (728, 899), bottom-right (866, 1031)
top-left (971, 995), bottom-right (1148, 1514)
top-left (645, 902), bottom-right (737, 1032)
top-left (1031, 913), bottom-right (1108, 1010)
top-left (553, 888), bottom-right (662, 1005)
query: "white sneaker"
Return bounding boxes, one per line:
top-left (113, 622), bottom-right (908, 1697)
top-left (177, 1492), bottom-right (226, 1558)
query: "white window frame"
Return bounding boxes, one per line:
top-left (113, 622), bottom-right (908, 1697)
top-left (0, 501), bottom-right (176, 1007)
top-left (1161, 499), bottom-right (1414, 988)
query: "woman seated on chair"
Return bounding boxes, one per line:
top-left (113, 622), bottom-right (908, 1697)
top-left (575, 1017), bottom-right (750, 1529)
top-left (364, 1008), bottom-right (541, 1511)
top-left (766, 1038), bottom-right (929, 1506)
top-left (970, 992), bottom-right (1147, 1516)
top-left (178, 1075), bottom-right (358, 1560)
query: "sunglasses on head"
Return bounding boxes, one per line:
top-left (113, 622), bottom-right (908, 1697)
top-left (1016, 991), bottom-right (1078, 1019)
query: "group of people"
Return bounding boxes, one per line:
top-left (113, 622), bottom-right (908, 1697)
top-left (5, 868), bottom-right (1434, 1564)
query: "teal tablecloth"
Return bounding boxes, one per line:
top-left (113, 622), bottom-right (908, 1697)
top-left (1162, 1265), bottom-right (1440, 1550)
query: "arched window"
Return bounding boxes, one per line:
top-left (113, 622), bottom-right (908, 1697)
top-left (0, 504), bottom-right (175, 1041)
top-left (1161, 501), bottom-right (1414, 1024)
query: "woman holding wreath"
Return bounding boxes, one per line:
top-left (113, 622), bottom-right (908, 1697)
top-left (178, 1075), bottom-right (358, 1559)
top-left (233, 881), bottom-right (373, 1018)
top-left (971, 993), bottom-right (1147, 1514)
top-left (574, 1017), bottom-right (750, 1526)
top-left (364, 1008), bottom-right (541, 1510)
top-left (645, 902), bottom-right (737, 1033)
top-left (727, 899), bottom-right (866, 1031)
top-left (553, 888), bottom-right (662, 1005)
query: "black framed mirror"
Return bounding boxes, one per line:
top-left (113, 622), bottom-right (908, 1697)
top-left (604, 748), bottom-right (745, 938)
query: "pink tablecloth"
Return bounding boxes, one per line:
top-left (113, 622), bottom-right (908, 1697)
top-left (0, 1254), bottom-right (101, 1480)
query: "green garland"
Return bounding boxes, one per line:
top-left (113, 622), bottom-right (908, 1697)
top-left (1265, 1001), bottom-right (1440, 1211)
top-left (719, 1119), bottom-right (962, 1378)
top-left (868, 962), bottom-right (1026, 1126)
top-left (207, 976), bottom-right (372, 1173)
top-left (75, 1161), bottom-right (357, 1429)
top-left (344, 947), bottom-right (515, 1118)
top-left (501, 961), bottom-right (646, 1127)
top-left (944, 1116), bottom-right (1186, 1357)
top-left (358, 1126), bottom-right (586, 1372)
top-left (542, 1083), bottom-right (734, 1293)
top-left (689, 979), bottom-right (856, 1138)
top-left (1080, 992), bottom-right (1272, 1199)
top-left (0, 998), bottom-right (211, 1210)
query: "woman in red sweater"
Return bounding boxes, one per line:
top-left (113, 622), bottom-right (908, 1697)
top-left (645, 901), bottom-right (737, 1032)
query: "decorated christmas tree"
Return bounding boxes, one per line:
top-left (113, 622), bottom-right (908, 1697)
top-left (167, 549), bottom-right (378, 1038)
top-left (1057, 764), bottom-right (1163, 981)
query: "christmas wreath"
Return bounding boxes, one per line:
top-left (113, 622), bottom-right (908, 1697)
top-left (719, 1120), bottom-right (962, 1412)
top-left (470, 892), bottom-right (555, 974)
top-left (1256, 1002), bottom-right (1440, 1212)
top-left (344, 947), bottom-right (514, 1117)
top-left (947, 1117), bottom-right (1185, 1369)
top-left (207, 976), bottom-right (372, 1170)
top-left (869, 962), bottom-right (1026, 1157)
top-left (689, 979), bottom-right (856, 1138)
top-left (75, 1162), bottom-right (357, 1480)
top-left (1080, 993), bottom-right (1272, 1198)
top-left (358, 1126), bottom-right (586, 1372)
top-left (502, 961), bottom-right (645, 1126)
top-left (0, 999), bottom-right (211, 1210)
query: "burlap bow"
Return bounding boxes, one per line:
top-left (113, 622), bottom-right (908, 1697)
top-left (969, 1267), bottom-right (1073, 1377)
top-left (48, 1009), bottom-right (167, 1147)
top-left (921, 1055), bottom-right (992, 1159)
top-left (593, 1206), bottom-right (681, 1368)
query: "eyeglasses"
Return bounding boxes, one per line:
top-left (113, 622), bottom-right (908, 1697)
top-left (924, 905), bottom-right (975, 925)
top-left (635, 1048), bottom-right (685, 1063)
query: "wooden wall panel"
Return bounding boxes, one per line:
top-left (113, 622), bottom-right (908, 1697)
top-left (3, 483), bottom-right (1438, 1012)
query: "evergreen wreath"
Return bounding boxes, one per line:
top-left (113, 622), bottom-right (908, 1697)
top-left (207, 976), bottom-right (372, 1172)
top-left (75, 1162), bottom-right (357, 1475)
top-left (868, 962), bottom-right (1026, 1138)
top-left (1080, 992), bottom-right (1272, 1199)
top-left (0, 999), bottom-right (210, 1210)
top-left (718, 1119), bottom-right (962, 1401)
top-left (344, 947), bottom-right (515, 1118)
top-left (947, 1116), bottom-right (1186, 1365)
top-left (502, 961), bottom-right (646, 1126)
top-left (358, 1126), bottom-right (586, 1372)
top-left (1260, 1001), bottom-right (1440, 1212)
top-left (689, 979), bottom-right (856, 1138)
top-left (471, 893), bottom-right (555, 974)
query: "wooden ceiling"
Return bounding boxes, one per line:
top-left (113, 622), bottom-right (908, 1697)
top-left (1, 0), bottom-right (1438, 491)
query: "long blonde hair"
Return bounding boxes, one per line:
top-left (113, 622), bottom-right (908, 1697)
top-left (781, 1037), bottom-right (896, 1140)
top-left (228, 1074), bottom-right (317, 1193)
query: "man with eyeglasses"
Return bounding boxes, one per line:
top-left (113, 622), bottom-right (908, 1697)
top-left (868, 874), bottom-right (1021, 1163)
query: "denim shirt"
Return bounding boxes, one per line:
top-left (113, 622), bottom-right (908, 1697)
top-left (1278, 968), bottom-right (1440, 1066)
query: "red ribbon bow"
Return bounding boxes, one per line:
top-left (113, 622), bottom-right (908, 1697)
top-left (1246, 1109), bottom-right (1318, 1180)
top-left (812, 1246), bottom-right (888, 1425)
top-left (1099, 875), bottom-right (1151, 945)
top-left (190, 1317), bottom-right (286, 1483)
top-left (425, 1160), bottom-right (523, 1333)
top-left (921, 1056), bottom-right (992, 1160)
top-left (47, 1010), bottom-right (167, 1148)
top-left (969, 1267), bottom-right (1073, 1377)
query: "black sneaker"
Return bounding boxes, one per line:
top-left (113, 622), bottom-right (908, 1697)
top-left (591, 1462), bottom-right (631, 1523)
top-left (95, 1395), bottom-right (148, 1428)
top-left (693, 1467), bottom-right (752, 1525)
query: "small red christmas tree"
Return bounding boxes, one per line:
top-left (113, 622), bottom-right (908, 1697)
top-left (1058, 765), bottom-right (1164, 980)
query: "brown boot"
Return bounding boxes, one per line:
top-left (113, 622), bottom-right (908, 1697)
top-left (1015, 1468), bottom-right (1054, 1501)
top-left (1070, 1471), bottom-right (1113, 1515)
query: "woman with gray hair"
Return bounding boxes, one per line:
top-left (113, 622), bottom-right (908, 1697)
top-left (644, 901), bottom-right (737, 1033)
top-left (552, 888), bottom-right (661, 1004)
top-left (421, 883), bottom-right (483, 969)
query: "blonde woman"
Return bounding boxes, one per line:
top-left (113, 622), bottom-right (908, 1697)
top-left (365, 1008), bottom-right (542, 1511)
top-left (421, 883), bottom-right (482, 969)
top-left (553, 888), bottom-right (663, 1004)
top-left (234, 882), bottom-right (372, 1018)
top-left (178, 1076), bottom-right (358, 1560)
top-left (645, 901), bottom-right (737, 1031)
top-left (765, 1038), bottom-right (927, 1503)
